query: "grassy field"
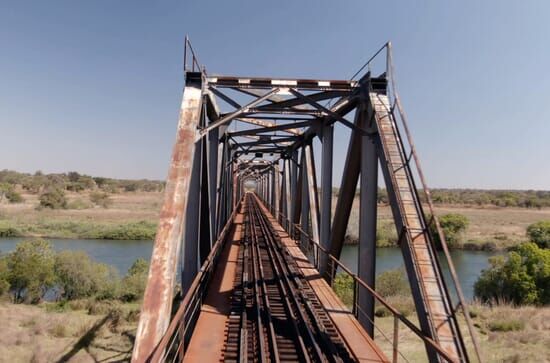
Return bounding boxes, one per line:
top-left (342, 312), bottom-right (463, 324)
top-left (0, 191), bottom-right (160, 240)
top-left (0, 300), bottom-right (138, 363)
top-left (1, 190), bottom-right (549, 249)
top-left (343, 196), bottom-right (550, 250)
top-left (373, 303), bottom-right (550, 362)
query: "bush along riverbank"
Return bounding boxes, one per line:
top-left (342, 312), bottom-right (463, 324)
top-left (0, 219), bottom-right (157, 240)
top-left (343, 213), bottom-right (550, 252)
top-left (0, 239), bottom-right (148, 361)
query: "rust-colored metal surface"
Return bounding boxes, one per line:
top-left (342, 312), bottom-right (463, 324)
top-left (183, 206), bottom-right (244, 362)
top-left (254, 196), bottom-right (389, 363)
top-left (132, 83), bottom-right (202, 362)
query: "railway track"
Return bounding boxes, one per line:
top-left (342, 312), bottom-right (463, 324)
top-left (224, 193), bottom-right (355, 363)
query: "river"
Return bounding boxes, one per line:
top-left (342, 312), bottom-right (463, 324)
top-left (0, 238), bottom-right (498, 300)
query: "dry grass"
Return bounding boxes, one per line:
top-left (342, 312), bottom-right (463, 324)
top-left (372, 303), bottom-right (550, 362)
top-left (0, 301), bottom-right (137, 362)
top-left (339, 195), bottom-right (550, 249)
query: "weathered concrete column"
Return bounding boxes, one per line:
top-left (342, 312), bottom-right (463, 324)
top-left (132, 81), bottom-right (202, 361)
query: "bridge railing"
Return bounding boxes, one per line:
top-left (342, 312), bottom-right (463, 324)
top-left (148, 201), bottom-right (241, 362)
top-left (274, 210), bottom-right (459, 363)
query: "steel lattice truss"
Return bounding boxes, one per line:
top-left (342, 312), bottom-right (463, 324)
top-left (132, 40), bottom-right (482, 363)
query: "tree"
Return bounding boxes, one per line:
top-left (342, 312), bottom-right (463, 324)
top-left (54, 250), bottom-right (120, 300)
top-left (429, 213), bottom-right (469, 248)
top-left (527, 221), bottom-right (550, 249)
top-left (89, 191), bottom-right (113, 208)
top-left (474, 242), bottom-right (550, 305)
top-left (0, 255), bottom-right (9, 296)
top-left (7, 240), bottom-right (56, 303)
top-left (39, 188), bottom-right (67, 209)
top-left (120, 258), bottom-right (149, 302)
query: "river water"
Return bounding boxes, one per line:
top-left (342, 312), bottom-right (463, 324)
top-left (0, 238), bottom-right (497, 300)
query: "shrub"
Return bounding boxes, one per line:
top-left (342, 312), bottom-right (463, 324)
top-left (376, 268), bottom-right (410, 298)
top-left (0, 220), bottom-right (21, 237)
top-left (430, 213), bottom-right (469, 248)
top-left (474, 242), bottom-right (550, 305)
top-left (89, 191), bottom-right (113, 208)
top-left (7, 239), bottom-right (56, 303)
top-left (488, 319), bottom-right (525, 332)
top-left (376, 221), bottom-right (398, 247)
top-left (55, 250), bottom-right (121, 300)
top-left (332, 273), bottom-right (354, 307)
top-left (120, 258), bottom-right (148, 302)
top-left (6, 190), bottom-right (23, 203)
top-left (526, 221), bottom-right (550, 249)
top-left (39, 188), bottom-right (67, 209)
top-left (49, 323), bottom-right (68, 338)
top-left (66, 198), bottom-right (93, 210)
top-left (0, 256), bottom-right (9, 296)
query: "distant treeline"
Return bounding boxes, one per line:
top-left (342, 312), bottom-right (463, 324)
top-left (0, 169), bottom-right (165, 195)
top-left (331, 187), bottom-right (550, 209)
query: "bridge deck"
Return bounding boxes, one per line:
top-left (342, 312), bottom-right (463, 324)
top-left (185, 196), bottom-right (388, 362)
top-left (184, 205), bottom-right (244, 362)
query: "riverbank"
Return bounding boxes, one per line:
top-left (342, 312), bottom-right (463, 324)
top-left (1, 190), bottom-right (549, 250)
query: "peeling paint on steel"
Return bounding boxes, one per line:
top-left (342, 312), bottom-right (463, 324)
top-left (132, 85), bottom-right (202, 362)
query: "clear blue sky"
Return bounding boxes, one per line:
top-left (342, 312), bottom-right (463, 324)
top-left (1, 1), bottom-right (548, 189)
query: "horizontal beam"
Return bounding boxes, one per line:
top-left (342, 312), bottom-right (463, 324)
top-left (207, 76), bottom-right (359, 90)
top-left (228, 120), bottom-right (314, 137)
top-left (232, 135), bottom-right (298, 147)
top-left (255, 90), bottom-right (349, 111)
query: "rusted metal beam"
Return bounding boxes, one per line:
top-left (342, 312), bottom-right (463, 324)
top-left (327, 102), bottom-right (368, 270)
top-left (228, 120), bottom-right (312, 137)
top-left (200, 88), bottom-right (280, 136)
top-left (132, 81), bottom-right (202, 362)
top-left (207, 75), bottom-right (359, 90)
top-left (319, 123), bottom-right (333, 277)
top-left (304, 144), bottom-right (320, 252)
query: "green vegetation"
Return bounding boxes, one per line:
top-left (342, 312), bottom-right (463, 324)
top-left (526, 220), bottom-right (550, 248)
top-left (6, 240), bottom-right (56, 303)
top-left (120, 258), bottom-right (149, 302)
top-left (0, 239), bottom-right (149, 305)
top-left (487, 319), bottom-right (525, 332)
top-left (89, 191), bottom-right (113, 208)
top-left (54, 251), bottom-right (119, 300)
top-left (332, 269), bottom-right (415, 318)
top-left (430, 213), bottom-right (469, 248)
top-left (474, 242), bottom-right (550, 305)
top-left (0, 169), bottom-right (164, 196)
top-left (39, 188), bottom-right (68, 209)
top-left (0, 183), bottom-right (24, 204)
top-left (376, 221), bottom-right (398, 247)
top-left (0, 220), bottom-right (21, 237)
top-left (0, 219), bottom-right (157, 240)
top-left (335, 187), bottom-right (550, 209)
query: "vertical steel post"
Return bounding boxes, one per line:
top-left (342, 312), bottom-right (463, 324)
top-left (274, 164), bottom-right (280, 220)
top-left (300, 149), bottom-right (310, 250)
top-left (358, 126), bottom-right (378, 336)
top-left (133, 81), bottom-right (202, 362)
top-left (328, 103), bottom-right (367, 269)
top-left (305, 144), bottom-right (320, 265)
top-left (207, 125), bottom-right (219, 247)
top-left (320, 124), bottom-right (333, 276)
top-left (284, 158), bottom-right (292, 231)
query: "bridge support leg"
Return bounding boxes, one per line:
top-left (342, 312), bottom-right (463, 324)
top-left (300, 149), bottom-right (310, 250)
top-left (358, 127), bottom-right (378, 337)
top-left (133, 82), bottom-right (202, 362)
top-left (320, 124), bottom-right (333, 277)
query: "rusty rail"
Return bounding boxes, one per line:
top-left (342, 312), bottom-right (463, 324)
top-left (276, 211), bottom-right (459, 363)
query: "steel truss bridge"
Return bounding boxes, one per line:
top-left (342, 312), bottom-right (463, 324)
top-left (132, 39), bottom-right (482, 363)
